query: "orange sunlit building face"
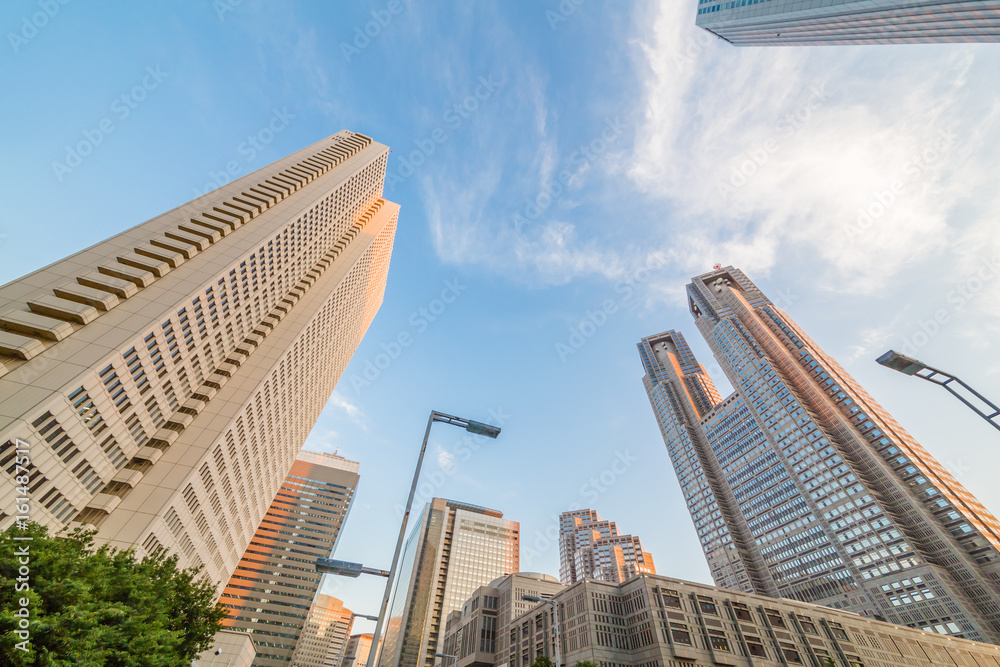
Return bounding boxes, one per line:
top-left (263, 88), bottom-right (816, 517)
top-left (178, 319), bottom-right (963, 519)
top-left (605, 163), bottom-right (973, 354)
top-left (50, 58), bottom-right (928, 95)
top-left (220, 451), bottom-right (359, 667)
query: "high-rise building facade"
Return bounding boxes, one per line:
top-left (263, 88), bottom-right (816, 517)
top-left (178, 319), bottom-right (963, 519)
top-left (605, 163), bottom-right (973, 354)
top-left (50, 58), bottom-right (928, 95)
top-left (287, 594), bottom-right (354, 667)
top-left (343, 633), bottom-right (378, 667)
top-left (695, 0), bottom-right (1000, 46)
top-left (506, 572), bottom-right (1000, 667)
top-left (0, 131), bottom-right (398, 590)
top-left (220, 451), bottom-right (358, 666)
top-left (441, 572), bottom-right (564, 667)
top-left (559, 509), bottom-right (656, 585)
top-left (639, 266), bottom-right (1000, 644)
top-left (379, 498), bottom-right (520, 667)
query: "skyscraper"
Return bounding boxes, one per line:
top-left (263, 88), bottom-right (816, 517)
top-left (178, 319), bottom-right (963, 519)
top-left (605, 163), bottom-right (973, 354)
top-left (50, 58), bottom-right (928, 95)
top-left (559, 509), bottom-right (656, 585)
top-left (220, 451), bottom-right (358, 666)
top-left (287, 594), bottom-right (355, 667)
top-left (379, 498), bottom-right (520, 667)
top-left (639, 266), bottom-right (1000, 644)
top-left (0, 130), bottom-right (398, 591)
top-left (695, 0), bottom-right (1000, 46)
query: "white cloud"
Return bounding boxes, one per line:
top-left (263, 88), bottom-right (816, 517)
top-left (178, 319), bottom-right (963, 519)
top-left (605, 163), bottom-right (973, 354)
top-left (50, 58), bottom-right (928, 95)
top-left (329, 391), bottom-right (366, 428)
top-left (628, 3), bottom-right (1000, 296)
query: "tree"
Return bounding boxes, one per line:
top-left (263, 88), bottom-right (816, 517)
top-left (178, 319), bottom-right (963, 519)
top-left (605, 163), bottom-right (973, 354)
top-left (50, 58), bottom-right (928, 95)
top-left (530, 657), bottom-right (554, 667)
top-left (575, 662), bottom-right (599, 667)
top-left (0, 522), bottom-right (227, 666)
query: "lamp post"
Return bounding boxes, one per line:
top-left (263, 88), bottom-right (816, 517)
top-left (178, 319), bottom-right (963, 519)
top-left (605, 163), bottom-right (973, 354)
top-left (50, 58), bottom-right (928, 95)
top-left (436, 653), bottom-right (458, 667)
top-left (315, 558), bottom-right (390, 578)
top-left (523, 595), bottom-right (561, 667)
top-left (332, 613), bottom-right (380, 667)
top-left (877, 350), bottom-right (1000, 432)
top-left (364, 411), bottom-right (501, 667)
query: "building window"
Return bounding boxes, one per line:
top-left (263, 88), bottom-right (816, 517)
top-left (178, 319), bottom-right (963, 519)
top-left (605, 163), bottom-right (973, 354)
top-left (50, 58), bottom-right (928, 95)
top-left (670, 623), bottom-right (692, 645)
top-left (710, 635), bottom-right (729, 652)
top-left (698, 598), bottom-right (718, 615)
top-left (800, 620), bottom-right (818, 634)
top-left (830, 627), bottom-right (850, 641)
top-left (782, 648), bottom-right (802, 663)
top-left (747, 643), bottom-right (766, 657)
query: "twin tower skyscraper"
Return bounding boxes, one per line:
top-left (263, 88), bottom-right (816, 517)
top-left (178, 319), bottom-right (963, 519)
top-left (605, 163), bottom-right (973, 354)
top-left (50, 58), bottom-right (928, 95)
top-left (639, 267), bottom-right (1000, 644)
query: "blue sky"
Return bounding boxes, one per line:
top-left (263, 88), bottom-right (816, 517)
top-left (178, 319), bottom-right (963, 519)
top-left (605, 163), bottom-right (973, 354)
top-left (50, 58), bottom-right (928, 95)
top-left (3, 0), bottom-right (1000, 634)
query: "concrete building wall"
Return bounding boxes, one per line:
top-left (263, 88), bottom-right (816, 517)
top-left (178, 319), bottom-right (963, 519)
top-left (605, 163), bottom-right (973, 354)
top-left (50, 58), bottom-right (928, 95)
top-left (504, 574), bottom-right (1000, 667)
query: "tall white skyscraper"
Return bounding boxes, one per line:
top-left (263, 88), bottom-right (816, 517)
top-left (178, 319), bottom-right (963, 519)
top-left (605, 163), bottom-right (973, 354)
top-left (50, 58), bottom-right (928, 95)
top-left (0, 130), bottom-right (398, 590)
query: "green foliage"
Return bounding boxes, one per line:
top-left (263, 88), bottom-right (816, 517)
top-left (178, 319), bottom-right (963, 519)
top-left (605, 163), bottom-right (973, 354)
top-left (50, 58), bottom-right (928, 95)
top-left (0, 522), bottom-right (227, 666)
top-left (575, 662), bottom-right (599, 667)
top-left (530, 657), bottom-right (554, 667)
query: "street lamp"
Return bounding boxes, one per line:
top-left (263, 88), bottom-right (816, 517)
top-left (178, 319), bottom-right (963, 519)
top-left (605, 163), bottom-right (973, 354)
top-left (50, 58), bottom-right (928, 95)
top-left (366, 411), bottom-right (502, 667)
top-left (877, 350), bottom-right (1000, 433)
top-left (523, 595), bottom-right (561, 667)
top-left (332, 613), bottom-right (380, 667)
top-left (435, 653), bottom-right (458, 667)
top-left (314, 558), bottom-right (390, 578)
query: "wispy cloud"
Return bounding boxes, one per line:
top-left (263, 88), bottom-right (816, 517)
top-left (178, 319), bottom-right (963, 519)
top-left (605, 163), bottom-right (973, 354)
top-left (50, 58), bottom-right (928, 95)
top-left (628, 3), bottom-right (1000, 297)
top-left (330, 391), bottom-right (366, 428)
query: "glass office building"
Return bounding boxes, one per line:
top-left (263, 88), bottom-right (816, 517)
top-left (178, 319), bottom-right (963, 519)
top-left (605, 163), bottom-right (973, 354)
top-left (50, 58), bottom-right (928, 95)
top-left (639, 266), bottom-right (1000, 644)
top-left (696, 0), bottom-right (1000, 46)
top-left (379, 498), bottom-right (519, 667)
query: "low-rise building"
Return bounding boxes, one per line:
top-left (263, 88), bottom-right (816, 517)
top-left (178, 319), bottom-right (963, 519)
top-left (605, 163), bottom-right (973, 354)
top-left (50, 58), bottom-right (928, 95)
top-left (441, 573), bottom-right (565, 667)
top-left (504, 574), bottom-right (1000, 667)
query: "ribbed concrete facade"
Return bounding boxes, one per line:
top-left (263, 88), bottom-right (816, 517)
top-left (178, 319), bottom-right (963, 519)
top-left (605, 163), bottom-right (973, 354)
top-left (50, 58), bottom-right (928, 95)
top-left (0, 131), bottom-right (398, 593)
top-left (639, 266), bottom-right (1000, 644)
top-left (441, 572), bottom-right (565, 667)
top-left (286, 593), bottom-right (355, 667)
top-left (506, 573), bottom-right (1000, 667)
top-left (696, 0), bottom-right (1000, 46)
top-left (379, 498), bottom-right (520, 667)
top-left (559, 509), bottom-right (656, 586)
top-left (220, 452), bottom-right (358, 666)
